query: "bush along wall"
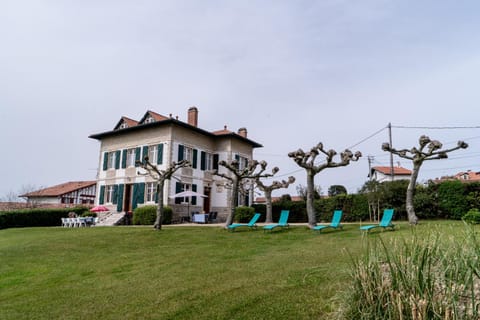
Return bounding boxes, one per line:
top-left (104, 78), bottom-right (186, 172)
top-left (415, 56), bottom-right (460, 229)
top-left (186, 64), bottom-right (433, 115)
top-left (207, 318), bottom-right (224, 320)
top-left (132, 205), bottom-right (172, 225)
top-left (0, 207), bottom-right (89, 229)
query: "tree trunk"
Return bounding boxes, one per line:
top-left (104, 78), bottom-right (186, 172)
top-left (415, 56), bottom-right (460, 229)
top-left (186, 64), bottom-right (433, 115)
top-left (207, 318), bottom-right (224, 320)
top-left (406, 162), bottom-right (421, 225)
top-left (154, 180), bottom-right (165, 230)
top-left (264, 189), bottom-right (273, 223)
top-left (306, 170), bottom-right (316, 228)
top-left (225, 177), bottom-right (239, 227)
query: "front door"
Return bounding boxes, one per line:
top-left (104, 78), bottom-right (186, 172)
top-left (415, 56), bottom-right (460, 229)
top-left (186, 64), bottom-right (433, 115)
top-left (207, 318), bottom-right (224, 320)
top-left (203, 186), bottom-right (211, 213)
top-left (124, 184), bottom-right (133, 213)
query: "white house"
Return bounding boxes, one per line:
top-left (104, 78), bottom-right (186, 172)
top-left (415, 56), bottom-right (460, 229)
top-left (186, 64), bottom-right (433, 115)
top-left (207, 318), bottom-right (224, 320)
top-left (19, 181), bottom-right (96, 206)
top-left (89, 107), bottom-right (262, 222)
top-left (369, 166), bottom-right (412, 183)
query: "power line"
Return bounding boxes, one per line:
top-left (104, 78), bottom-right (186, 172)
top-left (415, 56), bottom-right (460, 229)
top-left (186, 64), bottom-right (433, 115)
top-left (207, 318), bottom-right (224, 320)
top-left (392, 125), bottom-right (480, 130)
top-left (347, 126), bottom-right (387, 149)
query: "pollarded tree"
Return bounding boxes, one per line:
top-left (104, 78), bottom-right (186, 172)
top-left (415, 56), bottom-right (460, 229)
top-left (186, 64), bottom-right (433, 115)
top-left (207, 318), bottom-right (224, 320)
top-left (382, 135), bottom-right (468, 225)
top-left (136, 157), bottom-right (190, 230)
top-left (256, 174), bottom-right (296, 223)
top-left (214, 159), bottom-right (278, 227)
top-left (288, 143), bottom-right (362, 228)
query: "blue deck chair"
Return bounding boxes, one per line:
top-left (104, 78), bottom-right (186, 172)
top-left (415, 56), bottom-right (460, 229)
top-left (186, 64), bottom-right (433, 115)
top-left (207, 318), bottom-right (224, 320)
top-left (360, 209), bottom-right (395, 232)
top-left (263, 210), bottom-right (289, 232)
top-left (312, 210), bottom-right (343, 233)
top-left (227, 213), bottom-right (261, 232)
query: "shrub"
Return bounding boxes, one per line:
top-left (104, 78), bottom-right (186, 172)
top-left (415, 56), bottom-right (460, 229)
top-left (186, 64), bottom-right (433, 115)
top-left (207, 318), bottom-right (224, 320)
top-left (234, 206), bottom-right (255, 223)
top-left (133, 205), bottom-right (172, 225)
top-left (438, 180), bottom-right (468, 219)
top-left (0, 207), bottom-right (89, 229)
top-left (463, 208), bottom-right (480, 225)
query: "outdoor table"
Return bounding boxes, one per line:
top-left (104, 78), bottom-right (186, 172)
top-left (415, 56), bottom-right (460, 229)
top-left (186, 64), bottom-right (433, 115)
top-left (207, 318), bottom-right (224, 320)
top-left (193, 214), bottom-right (208, 223)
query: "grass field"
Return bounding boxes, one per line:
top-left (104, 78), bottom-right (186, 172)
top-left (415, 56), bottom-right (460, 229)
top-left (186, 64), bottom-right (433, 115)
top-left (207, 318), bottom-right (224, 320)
top-left (0, 221), bottom-right (473, 319)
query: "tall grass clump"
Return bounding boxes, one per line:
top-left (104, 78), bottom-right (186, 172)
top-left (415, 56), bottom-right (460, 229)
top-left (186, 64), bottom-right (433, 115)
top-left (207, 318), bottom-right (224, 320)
top-left (338, 227), bottom-right (480, 319)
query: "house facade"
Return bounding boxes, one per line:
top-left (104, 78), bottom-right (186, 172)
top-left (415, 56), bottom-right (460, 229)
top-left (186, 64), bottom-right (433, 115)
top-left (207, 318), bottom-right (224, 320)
top-left (19, 181), bottom-right (96, 206)
top-left (369, 166), bottom-right (412, 183)
top-left (89, 107), bottom-right (262, 222)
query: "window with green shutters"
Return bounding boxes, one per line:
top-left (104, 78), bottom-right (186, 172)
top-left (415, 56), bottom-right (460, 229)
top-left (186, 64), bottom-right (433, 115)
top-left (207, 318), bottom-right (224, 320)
top-left (103, 153), bottom-right (108, 171)
top-left (135, 147), bottom-right (141, 166)
top-left (142, 146), bottom-right (149, 164)
top-left (117, 184), bottom-right (124, 212)
top-left (99, 185), bottom-right (105, 204)
top-left (201, 151), bottom-right (213, 171)
top-left (175, 182), bottom-right (183, 204)
top-left (157, 143), bottom-right (163, 164)
top-left (192, 149), bottom-right (198, 169)
top-left (213, 154), bottom-right (219, 170)
top-left (132, 182), bottom-right (145, 210)
top-left (191, 184), bottom-right (197, 205)
top-left (121, 149), bottom-right (127, 168)
top-left (115, 150), bottom-right (121, 169)
top-left (178, 145), bottom-right (184, 161)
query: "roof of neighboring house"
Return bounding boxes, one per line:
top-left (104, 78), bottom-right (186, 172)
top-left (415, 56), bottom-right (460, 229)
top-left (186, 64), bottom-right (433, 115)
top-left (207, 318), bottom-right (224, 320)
top-left (371, 166), bottom-right (412, 176)
top-left (138, 110), bottom-right (169, 124)
top-left (20, 181), bottom-right (96, 198)
top-left (454, 171), bottom-right (480, 181)
top-left (89, 111), bottom-right (263, 148)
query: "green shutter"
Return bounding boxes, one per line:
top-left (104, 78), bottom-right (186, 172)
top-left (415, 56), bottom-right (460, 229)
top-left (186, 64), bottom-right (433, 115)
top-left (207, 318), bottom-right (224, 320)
top-left (99, 185), bottom-right (105, 204)
top-left (115, 150), bottom-right (121, 169)
top-left (157, 144), bottom-right (163, 165)
top-left (103, 153), bottom-right (108, 171)
top-left (200, 151), bottom-right (206, 171)
top-left (192, 184), bottom-right (197, 205)
top-left (121, 149), bottom-right (127, 168)
top-left (135, 147), bottom-right (141, 166)
top-left (175, 182), bottom-right (182, 204)
top-left (132, 183), bottom-right (145, 210)
top-left (213, 154), bottom-right (219, 170)
top-left (117, 184), bottom-right (124, 212)
top-left (112, 185), bottom-right (118, 205)
top-left (154, 183), bottom-right (159, 203)
top-left (192, 149), bottom-right (198, 169)
top-left (178, 145), bottom-right (184, 161)
top-left (142, 146), bottom-right (149, 163)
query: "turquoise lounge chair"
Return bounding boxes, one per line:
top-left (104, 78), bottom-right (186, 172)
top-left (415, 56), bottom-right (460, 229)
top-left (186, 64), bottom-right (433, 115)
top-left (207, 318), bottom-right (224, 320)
top-left (227, 213), bottom-right (261, 232)
top-left (312, 210), bottom-right (343, 233)
top-left (263, 210), bottom-right (289, 232)
top-left (360, 209), bottom-right (395, 232)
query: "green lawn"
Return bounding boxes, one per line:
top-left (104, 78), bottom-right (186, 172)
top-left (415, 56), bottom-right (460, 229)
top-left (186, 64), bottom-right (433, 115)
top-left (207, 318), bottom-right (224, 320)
top-left (0, 221), bottom-right (470, 319)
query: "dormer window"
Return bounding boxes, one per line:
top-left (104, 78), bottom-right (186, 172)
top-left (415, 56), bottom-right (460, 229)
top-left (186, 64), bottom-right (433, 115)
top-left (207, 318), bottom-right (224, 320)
top-left (145, 116), bottom-right (155, 124)
top-left (119, 122), bottom-right (128, 129)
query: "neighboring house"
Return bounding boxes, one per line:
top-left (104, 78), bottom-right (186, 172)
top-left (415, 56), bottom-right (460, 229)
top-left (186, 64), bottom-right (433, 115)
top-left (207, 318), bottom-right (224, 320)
top-left (432, 170), bottom-right (480, 183)
top-left (254, 196), bottom-right (303, 204)
top-left (369, 166), bottom-right (412, 183)
top-left (19, 181), bottom-right (96, 206)
top-left (89, 107), bottom-right (262, 222)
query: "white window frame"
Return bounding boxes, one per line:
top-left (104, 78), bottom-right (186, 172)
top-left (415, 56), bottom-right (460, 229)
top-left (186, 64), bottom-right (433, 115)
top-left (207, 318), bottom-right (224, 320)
top-left (105, 185), bottom-right (115, 203)
top-left (119, 122), bottom-right (128, 129)
top-left (107, 152), bottom-right (116, 169)
top-left (148, 145), bottom-right (158, 164)
top-left (205, 153), bottom-right (213, 171)
top-left (145, 116), bottom-right (155, 124)
top-left (238, 155), bottom-right (249, 170)
top-left (184, 146), bottom-right (193, 163)
top-left (126, 148), bottom-right (136, 167)
top-left (146, 182), bottom-right (156, 202)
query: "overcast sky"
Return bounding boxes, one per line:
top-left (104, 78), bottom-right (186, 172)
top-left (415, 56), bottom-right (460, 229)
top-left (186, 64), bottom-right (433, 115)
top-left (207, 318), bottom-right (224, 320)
top-left (2, 0), bottom-right (480, 199)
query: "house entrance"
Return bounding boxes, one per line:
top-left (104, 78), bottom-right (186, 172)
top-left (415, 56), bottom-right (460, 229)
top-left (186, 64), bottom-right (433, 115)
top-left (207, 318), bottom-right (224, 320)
top-left (203, 186), bottom-right (211, 213)
top-left (124, 184), bottom-right (133, 213)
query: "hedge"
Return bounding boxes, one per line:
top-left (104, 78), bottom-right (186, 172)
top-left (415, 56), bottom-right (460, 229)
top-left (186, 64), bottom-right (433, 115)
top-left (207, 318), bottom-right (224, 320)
top-left (0, 207), bottom-right (89, 229)
top-left (132, 205), bottom-right (172, 225)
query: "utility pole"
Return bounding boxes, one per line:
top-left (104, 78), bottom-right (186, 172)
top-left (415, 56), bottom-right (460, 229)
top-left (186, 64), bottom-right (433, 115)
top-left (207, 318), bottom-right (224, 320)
top-left (388, 122), bottom-right (394, 181)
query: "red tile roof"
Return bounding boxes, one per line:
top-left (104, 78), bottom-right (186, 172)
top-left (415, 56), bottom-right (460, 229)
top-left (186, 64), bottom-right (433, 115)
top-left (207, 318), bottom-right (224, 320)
top-left (212, 125), bottom-right (233, 135)
top-left (114, 116), bottom-right (139, 130)
top-left (454, 171), bottom-right (480, 181)
top-left (373, 166), bottom-right (412, 175)
top-left (255, 196), bottom-right (304, 203)
top-left (20, 181), bottom-right (96, 197)
top-left (139, 110), bottom-right (169, 123)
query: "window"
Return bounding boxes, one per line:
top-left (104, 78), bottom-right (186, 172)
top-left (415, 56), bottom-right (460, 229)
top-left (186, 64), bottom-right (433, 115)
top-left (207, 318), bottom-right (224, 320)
top-left (107, 152), bottom-right (116, 169)
top-left (236, 155), bottom-right (249, 170)
top-left (148, 145), bottom-right (158, 164)
top-left (126, 148), bottom-right (136, 167)
top-left (146, 182), bottom-right (156, 202)
top-left (205, 153), bottom-right (213, 170)
top-left (145, 116), bottom-right (155, 124)
top-left (105, 185), bottom-right (115, 203)
top-left (119, 122), bottom-right (128, 129)
top-left (184, 146), bottom-right (193, 163)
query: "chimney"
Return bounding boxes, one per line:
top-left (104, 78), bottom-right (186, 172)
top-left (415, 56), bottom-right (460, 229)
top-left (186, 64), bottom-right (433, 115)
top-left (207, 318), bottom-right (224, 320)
top-left (188, 106), bottom-right (198, 127)
top-left (238, 127), bottom-right (247, 138)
